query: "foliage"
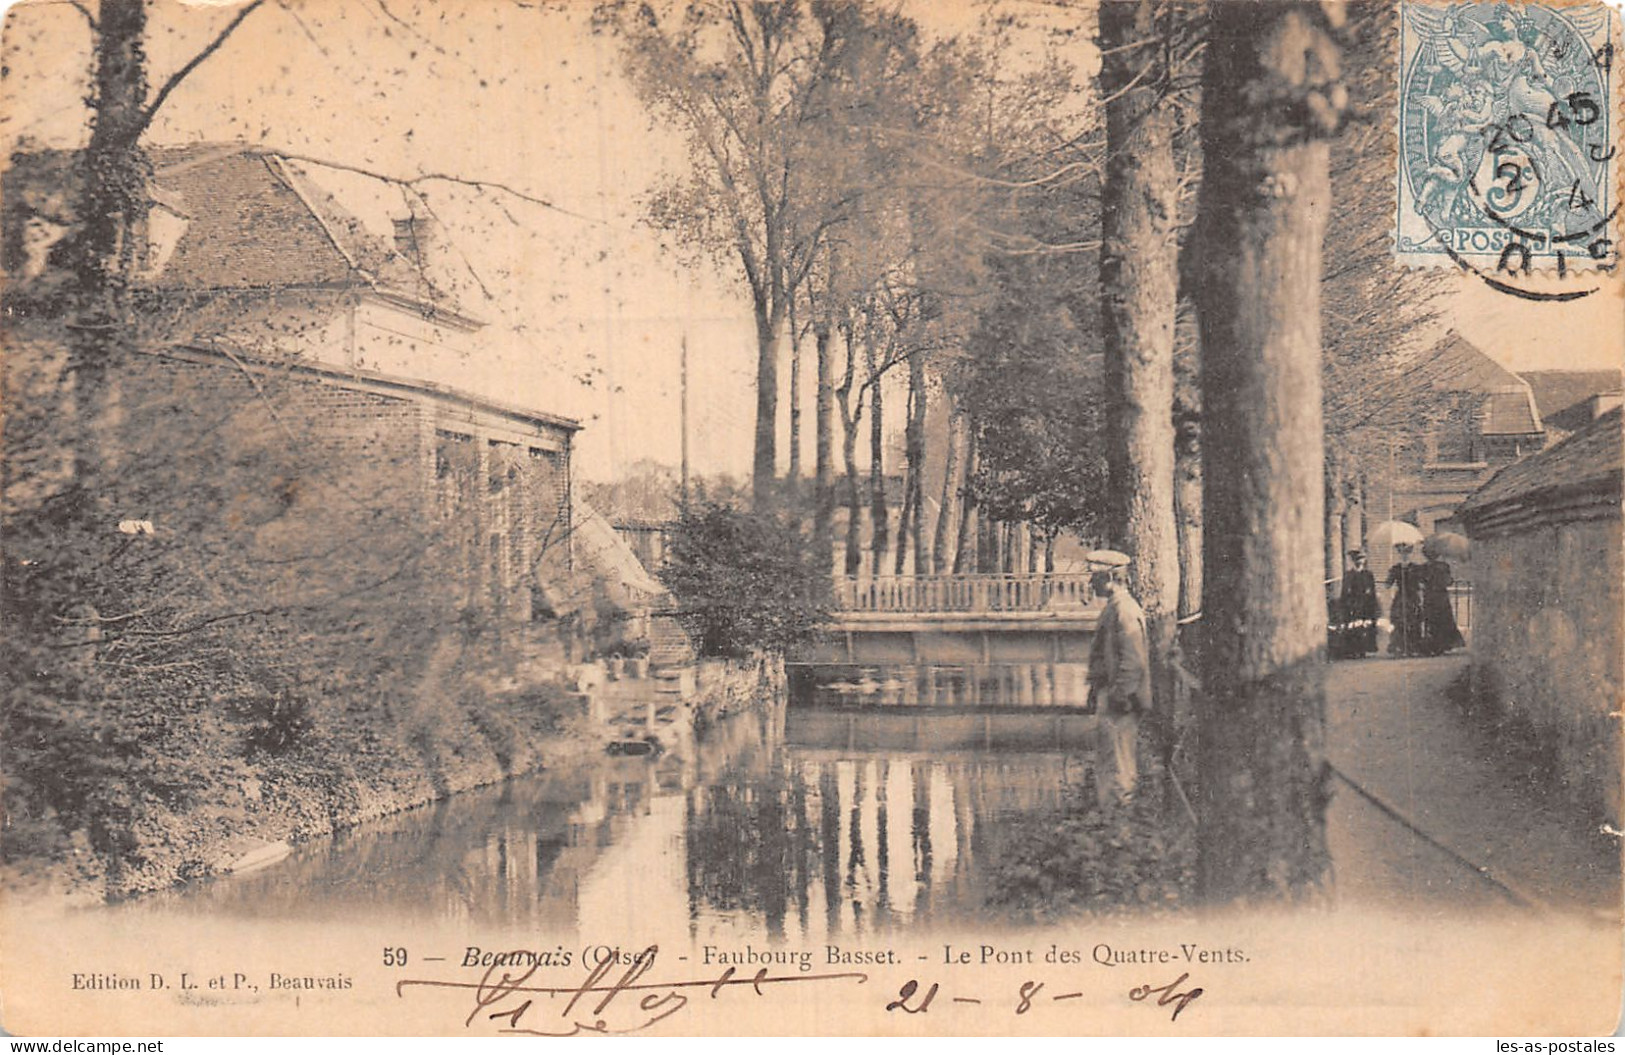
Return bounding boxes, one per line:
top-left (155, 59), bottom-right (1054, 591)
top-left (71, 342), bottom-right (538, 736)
top-left (1322, 2), bottom-right (1447, 473)
top-left (577, 459), bottom-right (681, 523)
top-left (659, 497), bottom-right (831, 657)
top-left (0, 313), bottom-right (564, 889)
top-left (984, 763), bottom-right (1196, 920)
top-left (951, 138), bottom-right (1109, 545)
top-left (603, 0), bottom-right (929, 504)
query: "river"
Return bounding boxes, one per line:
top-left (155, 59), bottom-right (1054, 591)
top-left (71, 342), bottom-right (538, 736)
top-left (114, 662), bottom-right (1186, 938)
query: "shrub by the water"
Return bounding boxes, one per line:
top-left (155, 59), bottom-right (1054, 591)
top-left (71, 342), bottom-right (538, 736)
top-left (659, 498), bottom-right (831, 658)
top-left (984, 762), bottom-right (1196, 920)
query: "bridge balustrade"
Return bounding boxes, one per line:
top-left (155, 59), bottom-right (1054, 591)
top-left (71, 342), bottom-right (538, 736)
top-left (834, 573), bottom-right (1096, 614)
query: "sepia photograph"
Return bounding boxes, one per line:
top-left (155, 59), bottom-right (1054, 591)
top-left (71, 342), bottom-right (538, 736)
top-left (0, 0), bottom-right (1620, 1038)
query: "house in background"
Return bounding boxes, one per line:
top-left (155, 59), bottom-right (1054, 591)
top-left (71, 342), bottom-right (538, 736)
top-left (1519, 368), bottom-right (1624, 440)
top-left (4, 143), bottom-right (580, 624)
top-left (1456, 407), bottom-right (1623, 827)
top-left (1367, 331), bottom-right (1547, 537)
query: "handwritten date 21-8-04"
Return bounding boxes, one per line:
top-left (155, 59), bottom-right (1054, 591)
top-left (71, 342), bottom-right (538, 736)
top-left (395, 946), bottom-right (1205, 1034)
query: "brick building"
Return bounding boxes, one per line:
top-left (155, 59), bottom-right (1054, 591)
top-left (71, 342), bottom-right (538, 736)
top-left (5, 144), bottom-right (580, 622)
top-left (1366, 331), bottom-right (1546, 537)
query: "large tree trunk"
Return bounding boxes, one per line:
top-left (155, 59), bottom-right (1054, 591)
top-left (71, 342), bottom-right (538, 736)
top-left (1100, 0), bottom-right (1180, 723)
top-left (751, 297), bottom-right (781, 509)
top-left (932, 405), bottom-right (962, 575)
top-left (813, 320), bottom-right (835, 575)
top-left (892, 455), bottom-right (913, 575)
top-left (1193, 1), bottom-right (1345, 904)
top-left (1324, 454), bottom-right (1346, 597)
top-left (57, 0), bottom-right (152, 541)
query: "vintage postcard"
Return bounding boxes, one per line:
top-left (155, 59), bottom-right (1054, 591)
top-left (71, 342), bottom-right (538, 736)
top-left (1, 0), bottom-right (1621, 1040)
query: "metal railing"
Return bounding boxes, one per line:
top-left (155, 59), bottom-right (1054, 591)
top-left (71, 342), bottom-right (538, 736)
top-left (1449, 581), bottom-right (1472, 631)
top-left (833, 573), bottom-right (1096, 614)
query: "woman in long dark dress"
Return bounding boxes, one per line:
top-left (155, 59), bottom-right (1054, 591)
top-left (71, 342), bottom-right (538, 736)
top-left (1386, 543), bottom-right (1424, 657)
top-left (1341, 550), bottom-right (1379, 657)
top-left (1420, 554), bottom-right (1466, 655)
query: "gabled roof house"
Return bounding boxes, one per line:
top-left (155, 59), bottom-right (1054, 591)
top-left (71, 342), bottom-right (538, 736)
top-left (5, 142), bottom-right (581, 622)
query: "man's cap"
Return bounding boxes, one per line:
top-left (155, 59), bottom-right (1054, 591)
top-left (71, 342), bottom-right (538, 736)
top-left (1348, 548), bottom-right (1365, 557)
top-left (1085, 549), bottom-right (1132, 570)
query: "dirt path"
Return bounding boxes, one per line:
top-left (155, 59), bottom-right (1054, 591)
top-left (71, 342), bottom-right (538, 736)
top-left (1324, 653), bottom-right (1620, 916)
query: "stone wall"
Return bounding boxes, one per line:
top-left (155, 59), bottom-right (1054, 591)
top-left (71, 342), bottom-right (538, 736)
top-left (691, 654), bottom-right (785, 730)
top-left (1470, 516), bottom-right (1622, 824)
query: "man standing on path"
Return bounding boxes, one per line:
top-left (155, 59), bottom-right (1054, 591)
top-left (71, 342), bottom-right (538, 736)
top-left (1086, 550), bottom-right (1151, 806)
top-left (1340, 549), bottom-right (1380, 658)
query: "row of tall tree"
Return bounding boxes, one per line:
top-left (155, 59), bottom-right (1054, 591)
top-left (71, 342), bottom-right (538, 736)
top-left (1105, 1), bottom-right (1443, 902)
top-left (613, 0), bottom-right (1440, 903)
top-left (608, 0), bottom-right (1110, 579)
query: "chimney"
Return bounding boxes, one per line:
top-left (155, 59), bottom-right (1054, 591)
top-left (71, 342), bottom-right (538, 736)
top-left (392, 215), bottom-right (422, 264)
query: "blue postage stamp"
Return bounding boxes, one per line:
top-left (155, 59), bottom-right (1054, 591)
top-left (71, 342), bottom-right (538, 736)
top-left (1398, 1), bottom-right (1618, 273)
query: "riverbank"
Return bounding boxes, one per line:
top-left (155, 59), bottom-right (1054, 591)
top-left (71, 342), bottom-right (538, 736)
top-left (2, 671), bottom-right (595, 906)
top-left (3, 650), bottom-right (786, 907)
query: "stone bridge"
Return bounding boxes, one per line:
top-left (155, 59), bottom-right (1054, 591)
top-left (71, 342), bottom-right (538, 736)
top-left (795, 572), bottom-right (1102, 665)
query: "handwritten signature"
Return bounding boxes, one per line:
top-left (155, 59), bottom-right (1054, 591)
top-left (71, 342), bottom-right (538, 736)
top-left (396, 945), bottom-right (869, 1036)
top-left (398, 948), bottom-right (1203, 1033)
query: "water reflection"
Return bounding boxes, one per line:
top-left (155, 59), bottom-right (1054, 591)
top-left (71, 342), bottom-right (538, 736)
top-left (791, 663), bottom-right (1093, 710)
top-left (684, 733), bottom-right (1077, 937)
top-left (121, 665), bottom-right (1184, 936)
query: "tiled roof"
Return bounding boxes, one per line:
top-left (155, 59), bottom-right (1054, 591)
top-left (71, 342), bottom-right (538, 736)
top-left (1520, 369), bottom-right (1625, 418)
top-left (1411, 331), bottom-right (1527, 394)
top-left (150, 147), bottom-right (356, 289)
top-left (271, 156), bottom-right (454, 308)
top-left (1459, 406), bottom-right (1623, 517)
top-left (1519, 369), bottom-right (1624, 432)
top-left (1361, 331), bottom-right (1545, 433)
top-left (6, 144), bottom-right (474, 317)
top-left (571, 500), bottom-right (668, 609)
top-left (1480, 385), bottom-right (1543, 436)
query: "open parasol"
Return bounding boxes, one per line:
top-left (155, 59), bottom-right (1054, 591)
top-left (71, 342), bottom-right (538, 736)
top-left (1422, 531), bottom-right (1470, 561)
top-left (1368, 520), bottom-right (1425, 549)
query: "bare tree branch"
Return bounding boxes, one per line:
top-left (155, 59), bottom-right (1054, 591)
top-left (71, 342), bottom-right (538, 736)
top-left (267, 150), bottom-right (607, 222)
top-left (138, 0), bottom-right (269, 140)
top-left (368, 0), bottom-right (481, 75)
top-left (413, 173), bottom-right (604, 222)
top-left (273, 0), bottom-right (334, 60)
top-left (410, 191), bottom-right (494, 301)
top-left (67, 0), bottom-right (97, 31)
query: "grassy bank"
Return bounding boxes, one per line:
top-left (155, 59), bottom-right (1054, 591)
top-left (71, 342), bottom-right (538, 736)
top-left (2, 636), bottom-right (591, 905)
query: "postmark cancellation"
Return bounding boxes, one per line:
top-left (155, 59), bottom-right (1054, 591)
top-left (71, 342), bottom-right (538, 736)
top-left (1398, 1), bottom-right (1619, 274)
